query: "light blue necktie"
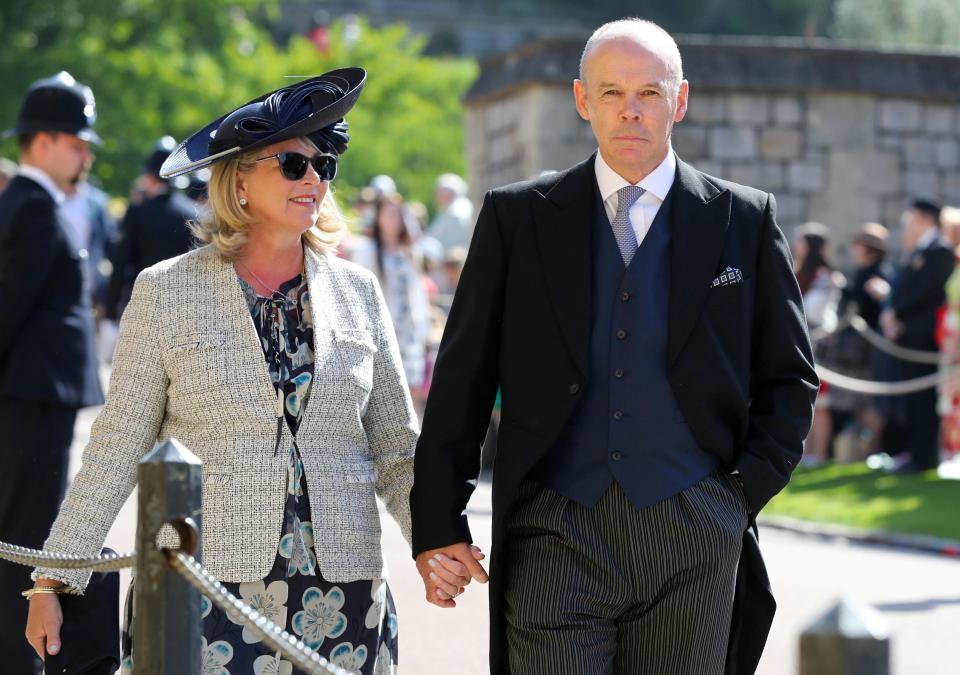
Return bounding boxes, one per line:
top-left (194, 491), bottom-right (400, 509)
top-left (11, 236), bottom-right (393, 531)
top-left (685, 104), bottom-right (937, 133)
top-left (611, 185), bottom-right (645, 266)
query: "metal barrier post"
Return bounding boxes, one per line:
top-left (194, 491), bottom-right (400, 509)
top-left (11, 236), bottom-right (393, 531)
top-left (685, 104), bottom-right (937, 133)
top-left (134, 439), bottom-right (203, 675)
top-left (799, 597), bottom-right (891, 675)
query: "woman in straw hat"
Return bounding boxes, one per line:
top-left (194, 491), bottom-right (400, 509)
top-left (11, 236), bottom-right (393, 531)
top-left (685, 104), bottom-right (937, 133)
top-left (26, 69), bottom-right (475, 675)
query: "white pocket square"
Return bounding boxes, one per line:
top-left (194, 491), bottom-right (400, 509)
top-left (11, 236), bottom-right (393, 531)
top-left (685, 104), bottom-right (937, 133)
top-left (710, 267), bottom-right (743, 288)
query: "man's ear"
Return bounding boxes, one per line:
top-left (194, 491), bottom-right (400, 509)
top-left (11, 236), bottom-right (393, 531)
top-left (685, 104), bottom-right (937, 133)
top-left (574, 79), bottom-right (591, 122)
top-left (674, 80), bottom-right (689, 123)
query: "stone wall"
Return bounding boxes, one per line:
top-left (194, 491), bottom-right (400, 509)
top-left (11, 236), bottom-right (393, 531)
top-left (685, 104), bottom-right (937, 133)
top-left (464, 36), bottom-right (960, 258)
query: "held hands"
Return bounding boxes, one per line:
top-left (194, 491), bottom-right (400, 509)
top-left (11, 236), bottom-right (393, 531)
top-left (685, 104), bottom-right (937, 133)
top-left (415, 542), bottom-right (488, 608)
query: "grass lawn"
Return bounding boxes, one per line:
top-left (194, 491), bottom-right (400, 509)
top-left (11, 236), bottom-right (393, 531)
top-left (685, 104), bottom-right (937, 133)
top-left (764, 463), bottom-right (960, 542)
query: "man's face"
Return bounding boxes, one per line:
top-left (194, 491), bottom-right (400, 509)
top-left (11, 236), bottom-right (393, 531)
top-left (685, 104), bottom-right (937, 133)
top-left (900, 208), bottom-right (933, 251)
top-left (574, 37), bottom-right (687, 183)
top-left (38, 133), bottom-right (93, 191)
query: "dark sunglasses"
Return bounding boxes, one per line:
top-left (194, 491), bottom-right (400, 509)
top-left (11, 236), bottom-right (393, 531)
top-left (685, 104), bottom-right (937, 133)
top-left (256, 151), bottom-right (338, 182)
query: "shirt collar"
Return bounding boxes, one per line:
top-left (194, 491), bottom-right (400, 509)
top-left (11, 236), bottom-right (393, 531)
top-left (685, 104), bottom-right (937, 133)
top-left (18, 164), bottom-right (65, 204)
top-left (916, 227), bottom-right (940, 252)
top-left (594, 147), bottom-right (677, 204)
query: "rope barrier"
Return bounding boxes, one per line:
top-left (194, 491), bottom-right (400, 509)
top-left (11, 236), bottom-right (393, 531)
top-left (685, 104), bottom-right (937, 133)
top-left (815, 363), bottom-right (957, 396)
top-left (0, 541), bottom-right (352, 674)
top-left (847, 314), bottom-right (942, 364)
top-left (0, 542), bottom-right (134, 572)
top-left (167, 550), bottom-right (352, 675)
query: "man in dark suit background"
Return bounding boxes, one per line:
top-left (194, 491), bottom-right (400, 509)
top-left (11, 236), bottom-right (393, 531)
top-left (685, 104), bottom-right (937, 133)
top-left (877, 198), bottom-right (955, 473)
top-left (0, 72), bottom-right (105, 673)
top-left (410, 18), bottom-right (817, 675)
top-left (105, 136), bottom-right (197, 321)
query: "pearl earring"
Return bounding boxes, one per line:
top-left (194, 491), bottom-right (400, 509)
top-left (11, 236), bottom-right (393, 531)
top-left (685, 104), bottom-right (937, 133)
top-left (239, 197), bottom-right (248, 206)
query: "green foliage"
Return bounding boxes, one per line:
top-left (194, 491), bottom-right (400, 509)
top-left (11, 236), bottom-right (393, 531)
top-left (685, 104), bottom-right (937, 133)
top-left (0, 5), bottom-right (475, 208)
top-left (829, 0), bottom-right (960, 48)
top-left (765, 463), bottom-right (960, 541)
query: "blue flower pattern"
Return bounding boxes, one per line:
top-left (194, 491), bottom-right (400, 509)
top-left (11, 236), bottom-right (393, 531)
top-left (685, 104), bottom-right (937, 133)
top-left (119, 272), bottom-right (398, 674)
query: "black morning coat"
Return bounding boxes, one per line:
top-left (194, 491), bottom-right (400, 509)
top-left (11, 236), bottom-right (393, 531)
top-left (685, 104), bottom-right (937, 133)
top-left (411, 154), bottom-right (819, 675)
top-left (0, 174), bottom-right (103, 408)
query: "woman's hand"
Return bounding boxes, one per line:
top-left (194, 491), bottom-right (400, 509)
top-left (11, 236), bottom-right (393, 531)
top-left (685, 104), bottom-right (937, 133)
top-left (415, 543), bottom-right (488, 608)
top-left (25, 582), bottom-right (65, 660)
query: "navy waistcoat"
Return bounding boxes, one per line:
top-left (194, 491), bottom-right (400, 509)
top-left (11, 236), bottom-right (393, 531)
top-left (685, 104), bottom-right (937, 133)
top-left (534, 181), bottom-right (718, 510)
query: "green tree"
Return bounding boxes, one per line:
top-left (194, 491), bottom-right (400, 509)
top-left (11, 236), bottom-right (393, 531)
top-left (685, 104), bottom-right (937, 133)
top-left (0, 5), bottom-right (475, 210)
top-left (829, 0), bottom-right (960, 48)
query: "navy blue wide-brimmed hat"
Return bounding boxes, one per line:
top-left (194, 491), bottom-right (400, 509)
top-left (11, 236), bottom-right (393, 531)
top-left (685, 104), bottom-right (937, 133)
top-left (4, 71), bottom-right (101, 144)
top-left (160, 67), bottom-right (365, 179)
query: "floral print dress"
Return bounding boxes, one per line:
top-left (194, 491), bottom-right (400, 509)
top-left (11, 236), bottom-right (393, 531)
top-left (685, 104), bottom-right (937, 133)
top-left (122, 273), bottom-right (398, 675)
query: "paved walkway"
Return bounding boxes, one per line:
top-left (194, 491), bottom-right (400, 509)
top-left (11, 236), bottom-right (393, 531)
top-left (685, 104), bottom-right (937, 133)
top-left (69, 405), bottom-right (960, 674)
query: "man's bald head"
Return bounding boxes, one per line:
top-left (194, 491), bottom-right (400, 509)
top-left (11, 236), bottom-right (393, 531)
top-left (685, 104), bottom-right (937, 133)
top-left (579, 19), bottom-right (683, 95)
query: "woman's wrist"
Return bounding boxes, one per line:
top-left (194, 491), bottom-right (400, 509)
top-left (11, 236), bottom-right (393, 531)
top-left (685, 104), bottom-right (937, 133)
top-left (33, 578), bottom-right (65, 589)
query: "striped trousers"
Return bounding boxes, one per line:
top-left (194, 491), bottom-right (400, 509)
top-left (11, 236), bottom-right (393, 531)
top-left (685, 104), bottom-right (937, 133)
top-left (503, 472), bottom-right (748, 674)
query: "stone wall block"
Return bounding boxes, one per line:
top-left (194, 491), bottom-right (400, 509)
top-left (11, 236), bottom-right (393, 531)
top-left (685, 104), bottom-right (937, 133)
top-left (787, 160), bottom-right (826, 192)
top-left (760, 129), bottom-right (803, 160)
top-left (879, 134), bottom-right (904, 152)
top-left (728, 162), bottom-right (785, 191)
top-left (904, 136), bottom-right (939, 168)
top-left (709, 126), bottom-right (758, 160)
top-left (879, 99), bottom-right (923, 132)
top-left (773, 96), bottom-right (803, 126)
top-left (772, 193), bottom-right (807, 226)
top-left (692, 160), bottom-right (726, 179)
top-left (935, 138), bottom-right (959, 170)
top-left (904, 168), bottom-right (939, 197)
top-left (686, 92), bottom-right (727, 124)
top-left (942, 172), bottom-right (960, 203)
top-left (672, 124), bottom-right (709, 159)
top-left (925, 104), bottom-right (955, 134)
top-left (807, 94), bottom-right (875, 148)
top-left (728, 94), bottom-right (770, 126)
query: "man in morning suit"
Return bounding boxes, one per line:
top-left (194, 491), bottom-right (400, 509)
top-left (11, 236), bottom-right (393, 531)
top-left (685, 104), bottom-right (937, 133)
top-left (0, 72), bottom-right (105, 673)
top-left (410, 19), bottom-right (818, 675)
top-left (878, 198), bottom-right (955, 473)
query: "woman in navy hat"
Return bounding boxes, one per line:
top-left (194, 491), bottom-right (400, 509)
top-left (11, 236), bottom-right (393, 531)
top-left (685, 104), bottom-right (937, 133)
top-left (27, 69), bottom-right (475, 674)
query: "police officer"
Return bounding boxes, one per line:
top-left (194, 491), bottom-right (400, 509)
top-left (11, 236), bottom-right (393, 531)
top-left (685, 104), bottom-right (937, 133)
top-left (0, 71), bottom-right (105, 673)
top-left (105, 136), bottom-right (197, 320)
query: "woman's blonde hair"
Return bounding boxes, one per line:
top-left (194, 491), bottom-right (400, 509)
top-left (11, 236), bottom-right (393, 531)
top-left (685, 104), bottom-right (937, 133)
top-left (190, 138), bottom-right (345, 260)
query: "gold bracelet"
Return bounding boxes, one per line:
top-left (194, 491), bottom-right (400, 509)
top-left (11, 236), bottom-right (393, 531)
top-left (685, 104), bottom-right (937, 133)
top-left (21, 586), bottom-right (65, 600)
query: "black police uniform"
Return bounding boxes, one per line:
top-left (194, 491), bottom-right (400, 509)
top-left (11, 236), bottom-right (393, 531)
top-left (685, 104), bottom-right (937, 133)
top-left (106, 136), bottom-right (197, 319)
top-left (0, 72), bottom-right (104, 674)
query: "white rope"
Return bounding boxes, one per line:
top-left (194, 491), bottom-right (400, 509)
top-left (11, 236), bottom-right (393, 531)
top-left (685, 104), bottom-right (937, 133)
top-left (815, 363), bottom-right (960, 395)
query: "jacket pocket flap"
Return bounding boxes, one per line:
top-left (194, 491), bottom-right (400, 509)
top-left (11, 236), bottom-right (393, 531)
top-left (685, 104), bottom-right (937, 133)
top-left (332, 328), bottom-right (378, 352)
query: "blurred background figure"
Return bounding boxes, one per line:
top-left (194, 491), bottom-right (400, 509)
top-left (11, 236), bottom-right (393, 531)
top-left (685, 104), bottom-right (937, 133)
top-left (824, 223), bottom-right (892, 460)
top-left (0, 70), bottom-right (105, 675)
top-left (428, 172), bottom-right (473, 252)
top-left (185, 167), bottom-right (210, 205)
top-left (937, 206), bottom-right (960, 468)
top-left (60, 167), bottom-right (117, 320)
top-left (351, 192), bottom-right (431, 413)
top-left (875, 198), bottom-right (955, 473)
top-left (0, 156), bottom-right (17, 195)
top-left (793, 222), bottom-right (841, 464)
top-left (105, 136), bottom-right (197, 324)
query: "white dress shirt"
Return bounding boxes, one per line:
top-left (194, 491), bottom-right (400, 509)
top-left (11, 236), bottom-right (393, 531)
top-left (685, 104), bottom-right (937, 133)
top-left (594, 148), bottom-right (676, 247)
top-left (18, 164), bottom-right (65, 204)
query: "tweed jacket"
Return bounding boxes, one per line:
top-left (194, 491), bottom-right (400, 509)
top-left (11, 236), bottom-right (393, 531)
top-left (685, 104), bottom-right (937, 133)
top-left (37, 244), bottom-right (418, 591)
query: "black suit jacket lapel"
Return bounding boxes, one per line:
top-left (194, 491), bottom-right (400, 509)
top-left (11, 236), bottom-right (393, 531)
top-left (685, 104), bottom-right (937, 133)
top-left (667, 159), bottom-right (733, 366)
top-left (532, 155), bottom-right (597, 377)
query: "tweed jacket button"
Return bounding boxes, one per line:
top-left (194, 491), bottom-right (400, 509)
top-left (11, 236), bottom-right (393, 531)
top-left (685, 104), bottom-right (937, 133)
top-left (569, 383), bottom-right (580, 395)
top-left (616, 329), bottom-right (627, 339)
top-left (611, 451), bottom-right (623, 461)
top-left (612, 410), bottom-right (623, 420)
